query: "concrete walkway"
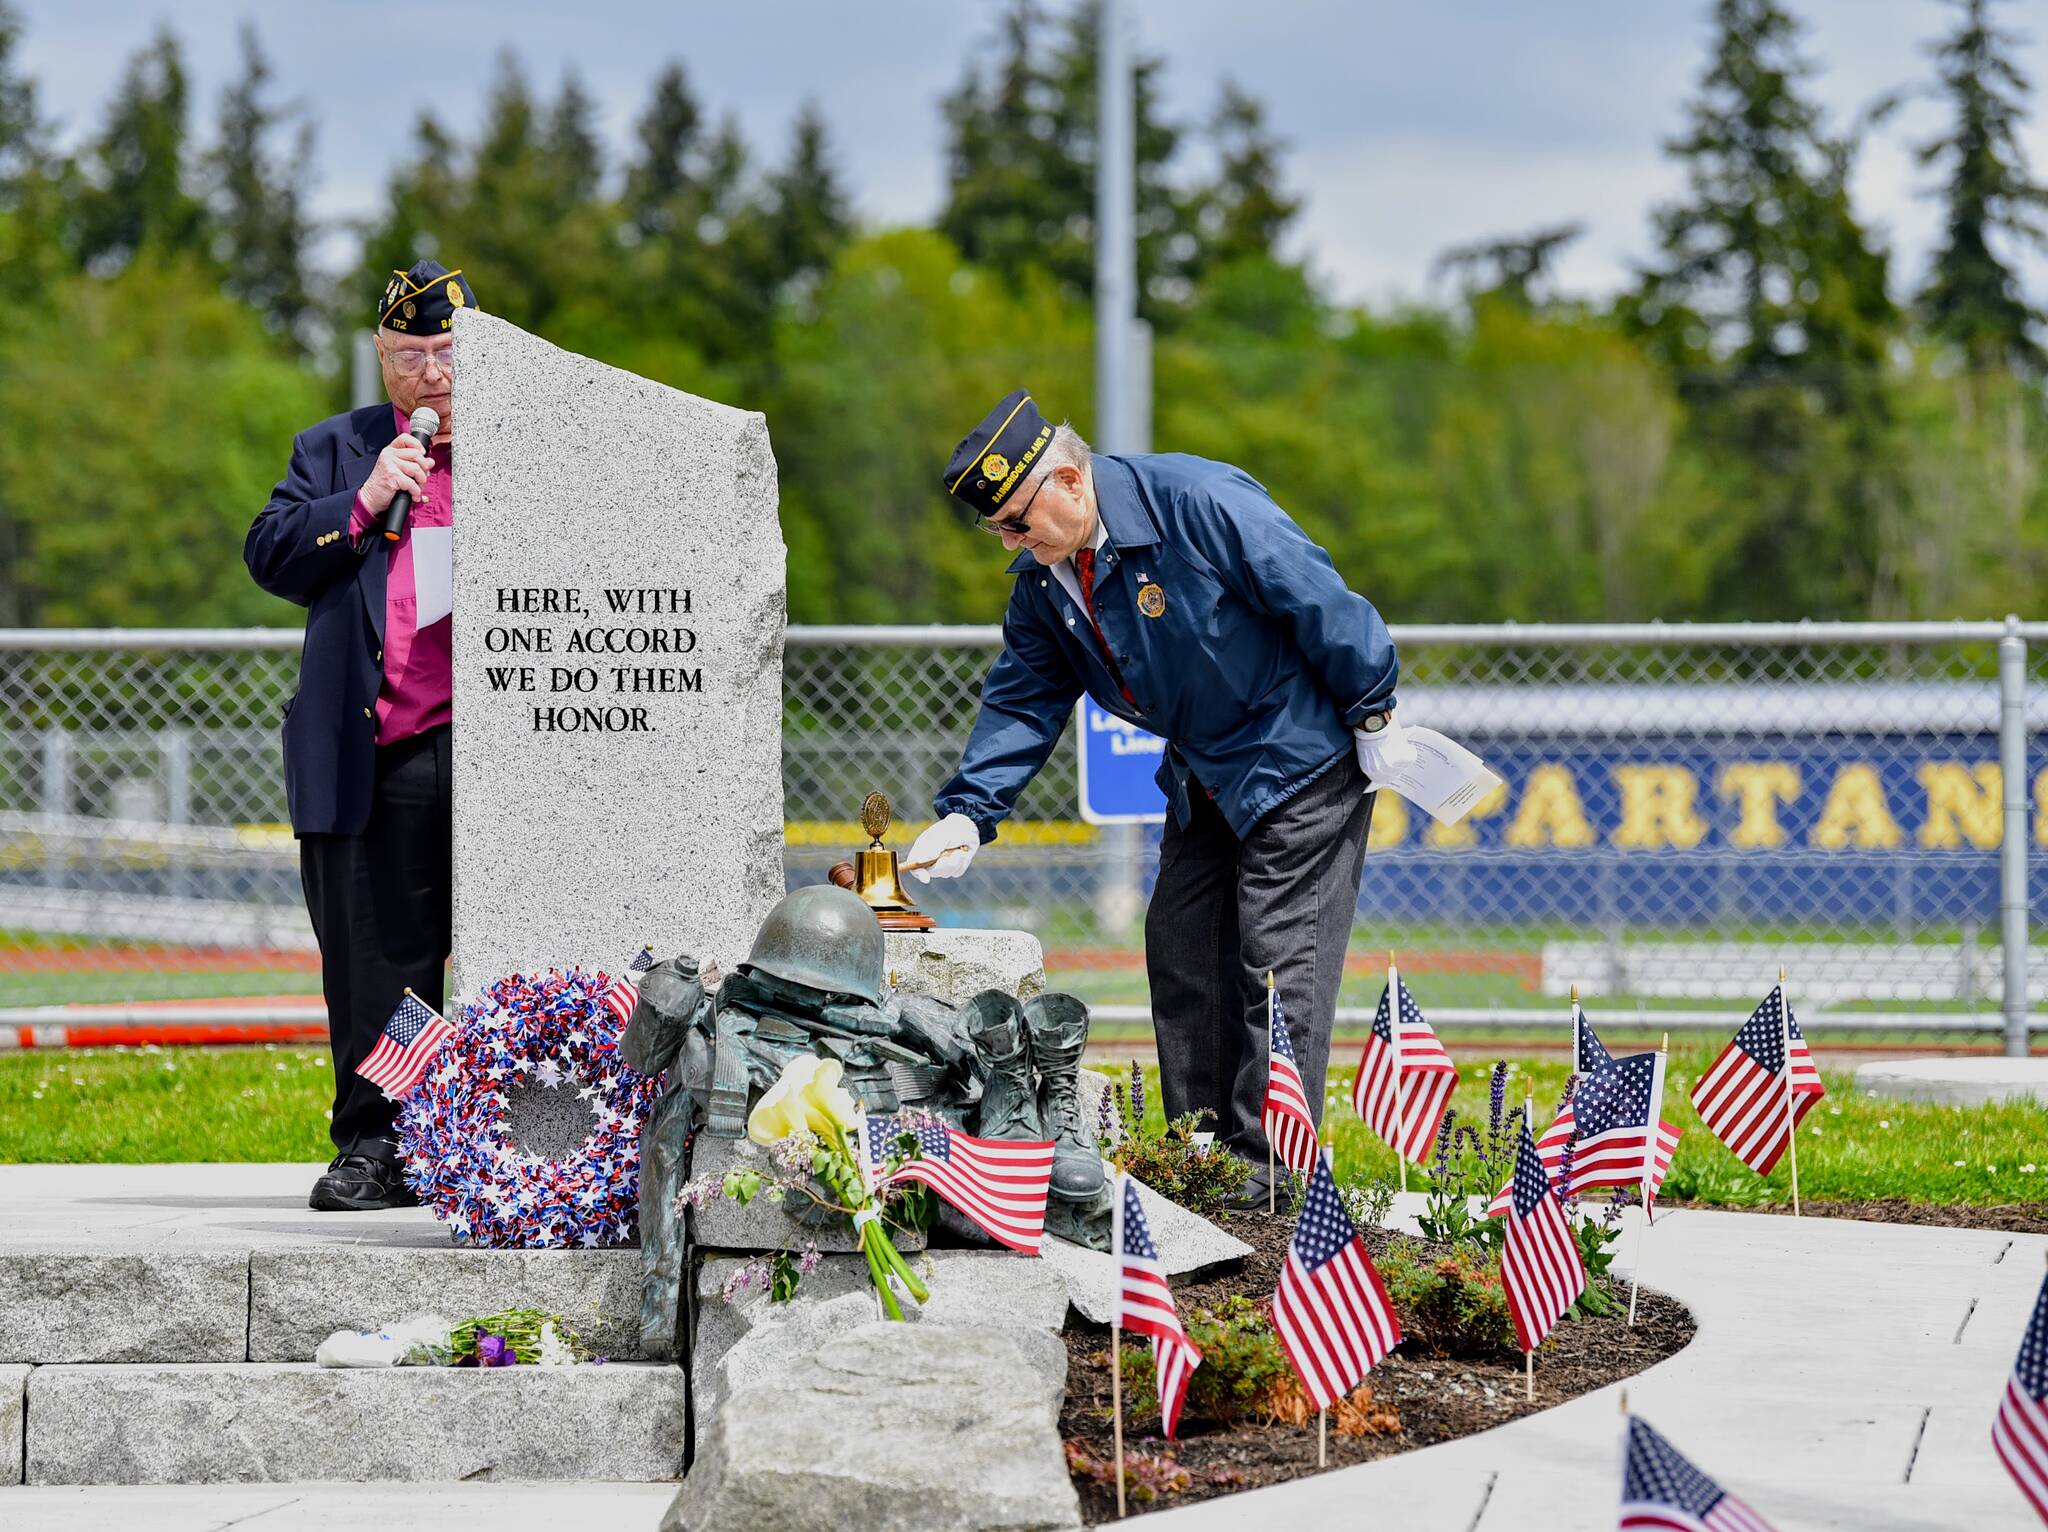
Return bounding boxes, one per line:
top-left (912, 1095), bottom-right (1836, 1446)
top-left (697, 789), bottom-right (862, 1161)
top-left (5, 1168), bottom-right (2043, 1529)
top-left (1154, 1206), bottom-right (2048, 1531)
top-left (0, 1483), bottom-right (676, 1531)
top-left (1, 1161), bottom-right (449, 1249)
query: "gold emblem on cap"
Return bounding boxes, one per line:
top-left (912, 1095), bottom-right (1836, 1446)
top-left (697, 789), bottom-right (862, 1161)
top-left (447, 279), bottom-right (465, 308)
top-left (981, 452), bottom-right (1009, 481)
top-left (1137, 583), bottom-right (1167, 618)
top-left (403, 300), bottom-right (417, 320)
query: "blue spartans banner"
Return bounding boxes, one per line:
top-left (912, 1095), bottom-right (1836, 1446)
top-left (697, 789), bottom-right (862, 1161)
top-left (1352, 738), bottom-right (2039, 927)
top-left (1082, 708), bottom-right (2041, 925)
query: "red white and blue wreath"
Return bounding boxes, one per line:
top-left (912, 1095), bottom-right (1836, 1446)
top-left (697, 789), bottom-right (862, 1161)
top-left (397, 967), bottom-right (661, 1248)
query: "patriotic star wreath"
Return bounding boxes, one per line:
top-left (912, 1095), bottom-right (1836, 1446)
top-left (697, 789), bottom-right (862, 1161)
top-left (397, 967), bottom-right (662, 1249)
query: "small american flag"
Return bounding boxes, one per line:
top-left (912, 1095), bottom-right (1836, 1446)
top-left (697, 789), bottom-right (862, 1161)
top-left (355, 991), bottom-right (454, 1100)
top-left (603, 945), bottom-right (657, 1028)
top-left (1485, 1099), bottom-right (1575, 1218)
top-left (1690, 986), bottom-right (1825, 1175)
top-left (1500, 1117), bottom-right (1585, 1353)
top-left (1114, 1176), bottom-right (1203, 1438)
top-left (865, 1114), bottom-right (1053, 1254)
top-left (1993, 1269), bottom-right (2048, 1523)
top-left (1620, 1413), bottom-right (1778, 1531)
top-left (1576, 1002), bottom-right (1615, 1076)
top-left (1261, 988), bottom-right (1320, 1175)
top-left (1351, 972), bottom-right (1457, 1166)
top-left (1272, 1152), bottom-right (1401, 1411)
top-left (1567, 1050), bottom-right (1681, 1208)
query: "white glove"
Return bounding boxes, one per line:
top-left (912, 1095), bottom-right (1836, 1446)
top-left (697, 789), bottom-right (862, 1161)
top-left (906, 812), bottom-right (981, 884)
top-left (1354, 714), bottom-right (1418, 782)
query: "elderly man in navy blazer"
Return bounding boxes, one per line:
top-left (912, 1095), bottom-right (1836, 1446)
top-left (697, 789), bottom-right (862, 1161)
top-left (245, 260), bottom-right (476, 1211)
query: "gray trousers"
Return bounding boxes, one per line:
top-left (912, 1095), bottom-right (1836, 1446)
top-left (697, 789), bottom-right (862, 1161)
top-left (1145, 753), bottom-right (1375, 1170)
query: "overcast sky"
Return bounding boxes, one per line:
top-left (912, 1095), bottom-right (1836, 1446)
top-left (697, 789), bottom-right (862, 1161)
top-left (14, 0), bottom-right (2048, 308)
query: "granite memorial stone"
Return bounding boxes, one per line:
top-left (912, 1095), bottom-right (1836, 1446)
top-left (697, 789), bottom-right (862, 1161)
top-left (448, 309), bottom-right (785, 991)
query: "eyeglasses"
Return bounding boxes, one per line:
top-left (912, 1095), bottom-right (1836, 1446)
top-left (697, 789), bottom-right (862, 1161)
top-left (978, 473), bottom-right (1053, 537)
top-left (383, 346), bottom-right (455, 378)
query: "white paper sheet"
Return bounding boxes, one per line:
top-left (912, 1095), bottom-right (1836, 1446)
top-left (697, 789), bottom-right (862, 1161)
top-left (411, 525), bottom-right (452, 627)
top-left (1369, 725), bottom-right (1502, 824)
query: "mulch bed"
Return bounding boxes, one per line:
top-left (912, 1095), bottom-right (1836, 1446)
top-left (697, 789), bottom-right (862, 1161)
top-left (1662, 1197), bottom-right (2048, 1235)
top-left (1059, 1211), bottom-right (1694, 1521)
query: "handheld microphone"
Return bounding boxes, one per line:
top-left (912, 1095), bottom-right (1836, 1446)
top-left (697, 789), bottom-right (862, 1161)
top-left (378, 405), bottom-right (442, 544)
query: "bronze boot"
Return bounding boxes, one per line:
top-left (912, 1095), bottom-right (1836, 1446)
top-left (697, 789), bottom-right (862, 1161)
top-left (964, 990), bottom-right (1041, 1140)
top-left (1024, 993), bottom-right (1107, 1203)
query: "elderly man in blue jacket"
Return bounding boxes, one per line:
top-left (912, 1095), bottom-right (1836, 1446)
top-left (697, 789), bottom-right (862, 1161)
top-left (910, 391), bottom-right (1412, 1205)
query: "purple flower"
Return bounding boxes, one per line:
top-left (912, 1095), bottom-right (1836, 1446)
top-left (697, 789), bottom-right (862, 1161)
top-left (796, 1241), bottom-right (823, 1276)
top-left (770, 1131), bottom-right (817, 1175)
top-left (1097, 1083), bottom-right (1113, 1139)
top-left (1431, 1109), bottom-right (1456, 1180)
top-left (1487, 1061), bottom-right (1507, 1137)
top-left (478, 1333), bottom-right (515, 1367)
top-left (1127, 1060), bottom-right (1145, 1127)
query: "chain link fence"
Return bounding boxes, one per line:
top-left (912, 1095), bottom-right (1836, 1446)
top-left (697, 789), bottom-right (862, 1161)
top-left (2, 623), bottom-right (2042, 1048)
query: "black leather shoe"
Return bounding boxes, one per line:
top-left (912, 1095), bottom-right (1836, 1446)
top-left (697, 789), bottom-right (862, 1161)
top-left (1222, 1156), bottom-right (1277, 1211)
top-left (309, 1154), bottom-right (419, 1212)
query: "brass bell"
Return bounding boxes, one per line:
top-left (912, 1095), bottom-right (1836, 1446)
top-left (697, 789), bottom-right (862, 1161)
top-left (827, 792), bottom-right (934, 931)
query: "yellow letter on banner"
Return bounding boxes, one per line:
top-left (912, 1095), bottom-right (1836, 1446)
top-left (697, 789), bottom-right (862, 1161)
top-left (1810, 764), bottom-right (1903, 850)
top-left (1916, 763), bottom-right (2003, 849)
top-left (1367, 788), bottom-right (1408, 849)
top-left (1424, 776), bottom-right (1508, 849)
top-left (2037, 768), bottom-right (2048, 849)
top-left (1611, 766), bottom-right (1710, 850)
top-left (1718, 763), bottom-right (1800, 849)
top-left (1503, 765), bottom-right (1596, 848)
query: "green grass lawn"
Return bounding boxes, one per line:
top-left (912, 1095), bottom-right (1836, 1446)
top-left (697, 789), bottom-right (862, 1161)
top-left (0, 1045), bottom-right (335, 1161)
top-left (3, 1042), bottom-right (2042, 1213)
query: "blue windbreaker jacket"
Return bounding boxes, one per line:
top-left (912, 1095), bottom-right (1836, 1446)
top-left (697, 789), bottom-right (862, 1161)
top-left (933, 453), bottom-right (1399, 840)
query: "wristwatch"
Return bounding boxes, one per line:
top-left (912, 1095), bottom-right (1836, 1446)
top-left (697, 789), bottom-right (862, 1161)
top-left (1358, 709), bottom-right (1394, 734)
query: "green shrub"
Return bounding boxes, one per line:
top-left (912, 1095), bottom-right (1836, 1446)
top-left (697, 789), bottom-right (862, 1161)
top-left (1112, 1110), bottom-right (1250, 1220)
top-left (1115, 1294), bottom-right (1293, 1426)
top-left (1376, 1237), bottom-right (1514, 1359)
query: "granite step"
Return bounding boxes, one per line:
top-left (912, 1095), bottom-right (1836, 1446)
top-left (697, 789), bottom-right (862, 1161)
top-left (22, 1361), bottom-right (686, 1485)
top-left (0, 1245), bottom-right (647, 1363)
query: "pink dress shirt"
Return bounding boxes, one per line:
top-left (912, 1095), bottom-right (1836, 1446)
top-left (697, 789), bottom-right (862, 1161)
top-left (350, 406), bottom-right (453, 746)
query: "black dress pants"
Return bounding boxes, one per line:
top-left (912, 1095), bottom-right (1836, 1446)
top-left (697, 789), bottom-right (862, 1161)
top-left (1144, 753), bottom-right (1375, 1168)
top-left (299, 726), bottom-right (452, 1158)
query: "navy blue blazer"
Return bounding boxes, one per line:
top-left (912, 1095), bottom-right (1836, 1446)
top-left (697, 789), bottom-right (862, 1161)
top-left (244, 403), bottom-right (403, 836)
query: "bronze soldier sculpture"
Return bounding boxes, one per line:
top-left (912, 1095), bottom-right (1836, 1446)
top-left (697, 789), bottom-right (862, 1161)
top-left (623, 883), bottom-right (1108, 1359)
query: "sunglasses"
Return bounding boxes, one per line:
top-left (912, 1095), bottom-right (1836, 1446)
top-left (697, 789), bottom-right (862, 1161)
top-left (977, 472), bottom-right (1054, 537)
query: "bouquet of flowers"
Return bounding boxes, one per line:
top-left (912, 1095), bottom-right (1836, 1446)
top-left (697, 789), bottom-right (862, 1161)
top-left (682, 1054), bottom-right (929, 1320)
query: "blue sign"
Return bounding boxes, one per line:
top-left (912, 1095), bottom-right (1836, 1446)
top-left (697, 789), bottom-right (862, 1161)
top-left (1075, 701), bottom-right (1167, 824)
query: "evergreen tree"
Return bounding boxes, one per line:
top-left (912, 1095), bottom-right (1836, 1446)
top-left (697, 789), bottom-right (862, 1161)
top-left (938, 0), bottom-right (1199, 317)
top-left (762, 102), bottom-right (851, 302)
top-left (623, 63), bottom-right (703, 235)
top-left (1197, 82), bottom-right (1301, 272)
top-left (76, 30), bottom-right (210, 274)
top-left (540, 72), bottom-right (604, 213)
top-left (1631, 0), bottom-right (1905, 616)
top-left (205, 25), bottom-right (316, 347)
top-left (0, 0), bottom-right (69, 307)
top-left (1915, 0), bottom-right (2047, 373)
top-left (1636, 0), bottom-right (1895, 386)
top-left (1432, 223), bottom-right (1585, 310)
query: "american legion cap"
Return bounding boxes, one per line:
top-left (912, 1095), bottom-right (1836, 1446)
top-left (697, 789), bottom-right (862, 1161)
top-left (942, 389), bottom-right (1054, 520)
top-left (379, 259), bottom-right (479, 334)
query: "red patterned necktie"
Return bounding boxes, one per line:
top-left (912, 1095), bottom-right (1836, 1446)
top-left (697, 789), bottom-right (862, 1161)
top-left (1072, 547), bottom-right (1136, 707)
